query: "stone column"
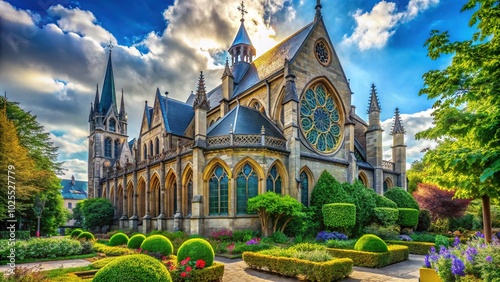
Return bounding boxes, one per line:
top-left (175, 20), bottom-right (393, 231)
top-left (129, 169), bottom-right (138, 231)
top-left (119, 172), bottom-right (128, 229)
top-left (174, 141), bottom-right (183, 231)
top-left (157, 163), bottom-right (166, 230)
top-left (143, 165), bottom-right (152, 233)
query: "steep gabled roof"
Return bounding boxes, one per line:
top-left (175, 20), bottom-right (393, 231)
top-left (61, 178), bottom-right (88, 200)
top-left (230, 21), bottom-right (254, 47)
top-left (100, 52), bottom-right (117, 114)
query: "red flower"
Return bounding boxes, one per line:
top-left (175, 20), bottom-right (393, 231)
top-left (181, 258), bottom-right (189, 266)
top-left (162, 256), bottom-right (167, 261)
top-left (169, 265), bottom-right (176, 271)
top-left (186, 266), bottom-right (192, 272)
top-left (195, 260), bottom-right (206, 269)
top-left (180, 272), bottom-right (187, 278)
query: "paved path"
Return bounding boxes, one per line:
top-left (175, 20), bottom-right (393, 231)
top-left (1, 255), bottom-right (424, 281)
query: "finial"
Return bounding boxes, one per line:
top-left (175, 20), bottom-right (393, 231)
top-left (261, 125), bottom-right (265, 134)
top-left (229, 123), bottom-right (233, 134)
top-left (391, 107), bottom-right (406, 135)
top-left (106, 40), bottom-right (114, 53)
top-left (238, 1), bottom-right (248, 22)
top-left (315, 0), bottom-right (322, 21)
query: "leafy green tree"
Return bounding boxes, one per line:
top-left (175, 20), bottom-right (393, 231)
top-left (342, 181), bottom-right (376, 236)
top-left (416, 0), bottom-right (500, 241)
top-left (407, 160), bottom-right (426, 194)
top-left (81, 198), bottom-right (114, 232)
top-left (247, 192), bottom-right (304, 237)
top-left (72, 201), bottom-right (84, 227)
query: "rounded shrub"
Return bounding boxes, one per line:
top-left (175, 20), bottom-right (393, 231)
top-left (70, 229), bottom-right (83, 238)
top-left (322, 203), bottom-right (356, 230)
top-left (177, 238), bottom-right (215, 267)
top-left (397, 208), bottom-right (419, 228)
top-left (108, 233), bottom-right (129, 246)
top-left (140, 235), bottom-right (173, 256)
top-left (127, 234), bottom-right (146, 249)
top-left (374, 207), bottom-right (399, 226)
top-left (77, 231), bottom-right (94, 241)
top-left (372, 192), bottom-right (397, 208)
top-left (93, 254), bottom-right (172, 282)
top-left (354, 234), bottom-right (388, 253)
top-left (384, 187), bottom-right (419, 210)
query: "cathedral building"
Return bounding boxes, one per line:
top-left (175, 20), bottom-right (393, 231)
top-left (88, 1), bottom-right (407, 235)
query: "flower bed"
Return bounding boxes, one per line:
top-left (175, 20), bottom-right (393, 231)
top-left (385, 240), bottom-right (436, 255)
top-left (164, 255), bottom-right (224, 282)
top-left (242, 251), bottom-right (353, 282)
top-left (326, 245), bottom-right (409, 268)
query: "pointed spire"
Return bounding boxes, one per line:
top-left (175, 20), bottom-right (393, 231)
top-left (194, 71), bottom-right (210, 110)
top-left (315, 0), bottom-right (322, 21)
top-left (88, 103), bottom-right (94, 122)
top-left (222, 58), bottom-right (233, 78)
top-left (119, 89), bottom-right (126, 120)
top-left (367, 84), bottom-right (381, 113)
top-left (94, 84), bottom-right (101, 113)
top-left (283, 58), bottom-right (298, 103)
top-left (100, 48), bottom-right (117, 114)
top-left (229, 2), bottom-right (255, 65)
top-left (391, 107), bottom-right (406, 135)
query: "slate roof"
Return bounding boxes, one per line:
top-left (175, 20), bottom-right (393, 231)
top-left (206, 21), bottom-right (316, 109)
top-left (231, 21), bottom-right (254, 47)
top-left (207, 105), bottom-right (285, 139)
top-left (354, 139), bottom-right (373, 169)
top-left (100, 52), bottom-right (117, 114)
top-left (157, 91), bottom-right (195, 136)
top-left (128, 138), bottom-right (135, 152)
top-left (61, 178), bottom-right (88, 200)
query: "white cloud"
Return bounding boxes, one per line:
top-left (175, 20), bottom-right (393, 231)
top-left (60, 159), bottom-right (88, 180)
top-left (343, 0), bottom-right (439, 50)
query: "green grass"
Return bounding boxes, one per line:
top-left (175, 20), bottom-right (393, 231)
top-left (0, 253), bottom-right (97, 265)
top-left (43, 266), bottom-right (93, 278)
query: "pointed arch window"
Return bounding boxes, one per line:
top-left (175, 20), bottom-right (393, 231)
top-left (266, 166), bottom-right (282, 194)
top-left (236, 164), bottom-right (258, 214)
top-left (300, 172), bottom-right (309, 207)
top-left (209, 166), bottom-right (228, 215)
top-left (187, 176), bottom-right (193, 216)
top-left (104, 138), bottom-right (112, 158)
top-left (143, 144), bottom-right (147, 161)
top-left (172, 183), bottom-right (177, 215)
top-left (155, 137), bottom-right (160, 155)
top-left (109, 118), bottom-right (116, 132)
top-left (149, 140), bottom-right (153, 157)
top-left (114, 139), bottom-right (120, 158)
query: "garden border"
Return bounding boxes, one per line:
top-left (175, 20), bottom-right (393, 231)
top-left (326, 245), bottom-right (408, 268)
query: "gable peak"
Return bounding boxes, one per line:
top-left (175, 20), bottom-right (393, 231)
top-left (367, 84), bottom-right (381, 113)
top-left (391, 107), bottom-right (406, 135)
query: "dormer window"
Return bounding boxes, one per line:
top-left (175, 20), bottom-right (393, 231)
top-left (109, 118), bottom-right (116, 132)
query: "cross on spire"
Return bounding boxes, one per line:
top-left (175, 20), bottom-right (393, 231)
top-left (106, 40), bottom-right (114, 53)
top-left (238, 1), bottom-right (248, 22)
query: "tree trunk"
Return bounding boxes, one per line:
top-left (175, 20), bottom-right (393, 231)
top-left (482, 195), bottom-right (492, 243)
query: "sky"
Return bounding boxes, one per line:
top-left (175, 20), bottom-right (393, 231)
top-left (0, 0), bottom-right (475, 181)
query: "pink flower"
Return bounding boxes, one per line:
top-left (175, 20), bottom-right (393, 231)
top-left (181, 258), bottom-right (189, 266)
top-left (186, 266), bottom-right (192, 272)
top-left (181, 272), bottom-right (187, 278)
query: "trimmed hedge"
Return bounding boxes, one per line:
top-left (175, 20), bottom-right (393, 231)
top-left (372, 192), bottom-right (398, 208)
top-left (177, 238), bottom-right (215, 267)
top-left (384, 187), bottom-right (419, 210)
top-left (140, 235), bottom-right (174, 256)
top-left (93, 254), bottom-right (172, 282)
top-left (108, 233), bottom-right (129, 246)
top-left (397, 208), bottom-right (419, 228)
top-left (354, 234), bottom-right (388, 253)
top-left (93, 243), bottom-right (135, 256)
top-left (127, 234), bottom-right (146, 249)
top-left (170, 262), bottom-right (225, 282)
top-left (322, 203), bottom-right (356, 229)
top-left (327, 245), bottom-right (409, 268)
top-left (70, 229), bottom-right (83, 238)
top-left (242, 251), bottom-right (353, 282)
top-left (385, 240), bottom-right (435, 255)
top-left (77, 231), bottom-right (95, 241)
top-left (0, 231), bottom-right (30, 240)
top-left (374, 207), bottom-right (399, 226)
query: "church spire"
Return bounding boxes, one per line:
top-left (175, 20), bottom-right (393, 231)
top-left (315, 0), bottom-right (322, 21)
top-left (391, 107), bottom-right (406, 135)
top-left (367, 84), bottom-right (381, 113)
top-left (193, 71), bottom-right (210, 110)
top-left (229, 1), bottom-right (255, 65)
top-left (119, 89), bottom-right (126, 120)
top-left (100, 43), bottom-right (117, 114)
top-left (222, 58), bottom-right (233, 78)
top-left (94, 84), bottom-right (101, 113)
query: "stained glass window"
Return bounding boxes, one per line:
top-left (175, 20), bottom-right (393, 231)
top-left (300, 84), bottom-right (342, 154)
top-left (300, 172), bottom-right (309, 207)
top-left (114, 139), bottom-right (120, 158)
top-left (266, 166), bottom-right (282, 194)
top-left (155, 137), bottom-right (160, 155)
top-left (109, 118), bottom-right (116, 132)
top-left (209, 166), bottom-right (228, 215)
top-left (143, 144), bottom-right (147, 160)
top-left (236, 164), bottom-right (258, 214)
top-left (104, 138), bottom-right (112, 158)
top-left (315, 41), bottom-right (330, 65)
top-left (172, 183), bottom-right (177, 215)
top-left (187, 176), bottom-right (193, 216)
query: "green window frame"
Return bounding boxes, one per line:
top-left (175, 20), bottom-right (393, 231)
top-left (209, 166), bottom-right (228, 215)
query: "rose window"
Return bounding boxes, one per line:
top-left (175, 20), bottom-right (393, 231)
top-left (300, 84), bottom-right (342, 153)
top-left (315, 41), bottom-right (330, 65)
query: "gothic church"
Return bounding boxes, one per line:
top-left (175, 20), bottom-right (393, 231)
top-left (88, 1), bottom-right (407, 234)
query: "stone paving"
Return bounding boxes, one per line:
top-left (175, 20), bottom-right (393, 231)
top-left (0, 255), bottom-right (424, 281)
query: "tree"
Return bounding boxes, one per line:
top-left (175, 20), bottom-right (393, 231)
top-left (413, 183), bottom-right (471, 220)
top-left (416, 0), bottom-right (500, 241)
top-left (407, 160), bottom-right (426, 194)
top-left (72, 201), bottom-right (84, 227)
top-left (247, 192), bottom-right (304, 237)
top-left (341, 181), bottom-right (376, 236)
top-left (81, 198), bottom-right (114, 232)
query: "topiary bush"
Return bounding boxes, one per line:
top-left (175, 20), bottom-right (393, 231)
top-left (322, 203), bottom-right (356, 232)
top-left (416, 209), bottom-right (431, 231)
top-left (140, 235), bottom-right (173, 256)
top-left (177, 238), bottom-right (215, 267)
top-left (77, 231), bottom-right (94, 241)
top-left (384, 187), bottom-right (419, 210)
top-left (371, 191), bottom-right (398, 208)
top-left (93, 254), bottom-right (172, 282)
top-left (354, 234), bottom-right (388, 253)
top-left (108, 233), bottom-right (129, 246)
top-left (70, 229), bottom-right (83, 238)
top-left (374, 207), bottom-right (399, 226)
top-left (342, 181), bottom-right (377, 236)
top-left (127, 234), bottom-right (146, 249)
top-left (397, 208), bottom-right (419, 228)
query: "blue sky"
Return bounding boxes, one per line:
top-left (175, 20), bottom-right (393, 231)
top-left (0, 0), bottom-right (475, 180)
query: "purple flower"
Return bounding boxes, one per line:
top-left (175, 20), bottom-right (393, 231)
top-left (430, 246), bottom-right (436, 254)
top-left (424, 255), bottom-right (431, 268)
top-left (475, 231), bottom-right (485, 238)
top-left (453, 237), bottom-right (461, 247)
top-left (451, 256), bottom-right (465, 276)
top-left (486, 256), bottom-right (493, 263)
top-left (399, 235), bottom-right (412, 241)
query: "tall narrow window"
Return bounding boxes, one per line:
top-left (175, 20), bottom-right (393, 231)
top-left (109, 118), bottom-right (116, 132)
top-left (143, 144), bottom-right (147, 160)
top-left (236, 164), bottom-right (258, 214)
top-left (209, 166), bottom-right (228, 215)
top-left (155, 137), bottom-right (160, 155)
top-left (300, 172), bottom-right (309, 207)
top-left (266, 165), bottom-right (282, 194)
top-left (149, 140), bottom-right (153, 156)
top-left (104, 138), bottom-right (112, 158)
top-left (187, 177), bottom-right (193, 216)
top-left (114, 139), bottom-right (120, 158)
top-left (173, 183), bottom-right (177, 215)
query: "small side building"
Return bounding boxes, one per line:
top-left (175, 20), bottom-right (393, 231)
top-left (61, 175), bottom-right (88, 226)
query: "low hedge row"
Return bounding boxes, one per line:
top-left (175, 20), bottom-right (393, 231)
top-left (326, 245), bottom-right (409, 268)
top-left (242, 252), bottom-right (353, 282)
top-left (385, 240), bottom-right (436, 255)
top-left (93, 243), bottom-right (135, 256)
top-left (169, 262), bottom-right (225, 282)
top-left (0, 231), bottom-right (30, 240)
